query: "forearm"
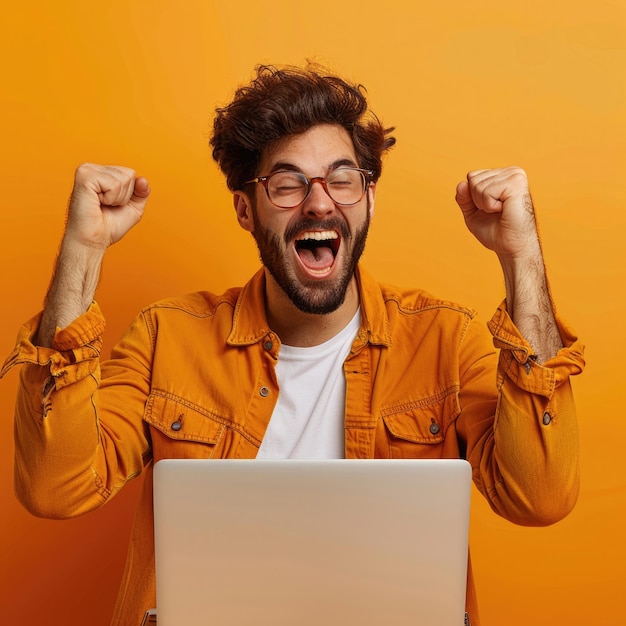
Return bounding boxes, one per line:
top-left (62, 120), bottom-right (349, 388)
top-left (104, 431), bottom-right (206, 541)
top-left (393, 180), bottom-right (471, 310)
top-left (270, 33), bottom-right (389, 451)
top-left (499, 246), bottom-right (562, 364)
top-left (37, 239), bottom-right (105, 347)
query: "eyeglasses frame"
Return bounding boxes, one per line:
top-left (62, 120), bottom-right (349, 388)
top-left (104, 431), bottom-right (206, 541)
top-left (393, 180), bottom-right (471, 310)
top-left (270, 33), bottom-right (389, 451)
top-left (244, 167), bottom-right (375, 209)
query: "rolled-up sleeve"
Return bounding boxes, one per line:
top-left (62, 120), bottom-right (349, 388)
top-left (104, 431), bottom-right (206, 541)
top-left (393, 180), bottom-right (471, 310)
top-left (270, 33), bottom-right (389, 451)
top-left (1, 304), bottom-right (105, 388)
top-left (1, 303), bottom-right (151, 519)
top-left (460, 300), bottom-right (585, 527)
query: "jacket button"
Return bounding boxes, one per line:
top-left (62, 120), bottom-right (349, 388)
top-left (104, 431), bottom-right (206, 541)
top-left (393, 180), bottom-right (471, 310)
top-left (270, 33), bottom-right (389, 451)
top-left (542, 412), bottom-right (552, 426)
top-left (429, 422), bottom-right (440, 435)
top-left (259, 386), bottom-right (270, 397)
top-left (264, 340), bottom-right (273, 351)
top-left (171, 421), bottom-right (182, 431)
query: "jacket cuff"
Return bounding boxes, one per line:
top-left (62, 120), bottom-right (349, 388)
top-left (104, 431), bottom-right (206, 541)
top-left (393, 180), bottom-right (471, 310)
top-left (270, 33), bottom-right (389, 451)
top-left (487, 300), bottom-right (585, 397)
top-left (0, 302), bottom-right (105, 388)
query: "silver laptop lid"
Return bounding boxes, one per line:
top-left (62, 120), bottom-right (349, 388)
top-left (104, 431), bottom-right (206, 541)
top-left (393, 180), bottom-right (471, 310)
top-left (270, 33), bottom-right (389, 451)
top-left (153, 459), bottom-right (471, 626)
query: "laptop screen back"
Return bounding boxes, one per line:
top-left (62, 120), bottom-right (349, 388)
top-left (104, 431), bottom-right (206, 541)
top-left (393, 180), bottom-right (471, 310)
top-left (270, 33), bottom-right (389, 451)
top-left (153, 459), bottom-right (471, 626)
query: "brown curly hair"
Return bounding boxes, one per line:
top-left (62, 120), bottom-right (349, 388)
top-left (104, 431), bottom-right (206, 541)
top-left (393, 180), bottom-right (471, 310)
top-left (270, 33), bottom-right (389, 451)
top-left (210, 64), bottom-right (396, 192)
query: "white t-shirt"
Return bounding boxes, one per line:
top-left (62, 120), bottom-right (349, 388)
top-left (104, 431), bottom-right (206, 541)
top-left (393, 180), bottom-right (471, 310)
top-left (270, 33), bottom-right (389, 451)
top-left (256, 309), bottom-right (361, 459)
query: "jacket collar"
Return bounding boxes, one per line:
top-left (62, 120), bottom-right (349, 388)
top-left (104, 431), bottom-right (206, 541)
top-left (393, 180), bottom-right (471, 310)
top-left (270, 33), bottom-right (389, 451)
top-left (227, 265), bottom-right (392, 348)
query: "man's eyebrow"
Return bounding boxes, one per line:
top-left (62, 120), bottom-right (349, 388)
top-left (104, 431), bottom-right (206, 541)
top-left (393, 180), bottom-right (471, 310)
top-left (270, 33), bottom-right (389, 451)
top-left (330, 158), bottom-right (359, 170)
top-left (269, 162), bottom-right (300, 174)
top-left (268, 158), bottom-right (359, 175)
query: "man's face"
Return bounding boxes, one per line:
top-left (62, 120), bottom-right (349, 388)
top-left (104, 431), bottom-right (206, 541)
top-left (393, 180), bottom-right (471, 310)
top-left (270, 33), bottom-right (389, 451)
top-left (236, 124), bottom-right (375, 315)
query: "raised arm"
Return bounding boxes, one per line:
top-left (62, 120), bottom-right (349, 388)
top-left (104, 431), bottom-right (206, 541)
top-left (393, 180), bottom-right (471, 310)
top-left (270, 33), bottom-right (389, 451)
top-left (455, 167), bottom-right (561, 363)
top-left (37, 163), bottom-right (150, 346)
top-left (0, 164), bottom-right (152, 517)
top-left (454, 167), bottom-right (585, 526)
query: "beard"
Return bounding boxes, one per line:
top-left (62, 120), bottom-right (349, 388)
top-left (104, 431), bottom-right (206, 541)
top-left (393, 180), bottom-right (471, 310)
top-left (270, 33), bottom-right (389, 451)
top-left (251, 212), bottom-right (370, 315)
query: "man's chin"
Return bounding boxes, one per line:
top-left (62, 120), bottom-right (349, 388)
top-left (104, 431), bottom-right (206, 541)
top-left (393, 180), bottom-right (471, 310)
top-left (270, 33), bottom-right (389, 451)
top-left (261, 254), bottom-right (349, 315)
top-left (283, 280), bottom-right (349, 316)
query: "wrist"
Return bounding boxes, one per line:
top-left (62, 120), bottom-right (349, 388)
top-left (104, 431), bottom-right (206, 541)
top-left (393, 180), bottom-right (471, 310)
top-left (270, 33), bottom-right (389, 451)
top-left (61, 230), bottom-right (110, 257)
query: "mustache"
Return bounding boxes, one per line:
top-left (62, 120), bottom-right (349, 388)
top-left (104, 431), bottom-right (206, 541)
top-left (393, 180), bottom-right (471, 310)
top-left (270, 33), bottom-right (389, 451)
top-left (283, 218), bottom-right (351, 245)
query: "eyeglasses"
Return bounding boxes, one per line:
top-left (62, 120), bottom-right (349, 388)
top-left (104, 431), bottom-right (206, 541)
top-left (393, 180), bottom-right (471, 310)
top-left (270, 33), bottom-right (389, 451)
top-left (245, 168), bottom-right (374, 209)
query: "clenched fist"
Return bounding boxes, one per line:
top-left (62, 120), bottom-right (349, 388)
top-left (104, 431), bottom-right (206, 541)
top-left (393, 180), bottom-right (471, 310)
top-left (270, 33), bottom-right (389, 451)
top-left (455, 167), bottom-right (540, 261)
top-left (65, 163), bottom-right (150, 250)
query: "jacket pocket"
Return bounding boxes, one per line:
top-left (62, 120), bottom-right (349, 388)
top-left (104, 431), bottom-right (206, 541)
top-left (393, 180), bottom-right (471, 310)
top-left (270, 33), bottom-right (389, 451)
top-left (143, 392), bottom-right (226, 461)
top-left (380, 386), bottom-right (460, 458)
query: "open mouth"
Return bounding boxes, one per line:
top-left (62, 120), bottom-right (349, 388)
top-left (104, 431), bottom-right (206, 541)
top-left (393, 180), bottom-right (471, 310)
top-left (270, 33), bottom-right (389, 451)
top-left (294, 229), bottom-right (340, 275)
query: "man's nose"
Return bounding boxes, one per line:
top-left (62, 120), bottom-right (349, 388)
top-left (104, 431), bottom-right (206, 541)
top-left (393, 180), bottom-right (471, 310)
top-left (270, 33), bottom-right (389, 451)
top-left (302, 178), bottom-right (335, 217)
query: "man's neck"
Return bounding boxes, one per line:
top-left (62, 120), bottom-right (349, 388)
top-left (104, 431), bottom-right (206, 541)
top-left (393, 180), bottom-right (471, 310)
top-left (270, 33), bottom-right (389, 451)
top-left (264, 271), bottom-right (360, 347)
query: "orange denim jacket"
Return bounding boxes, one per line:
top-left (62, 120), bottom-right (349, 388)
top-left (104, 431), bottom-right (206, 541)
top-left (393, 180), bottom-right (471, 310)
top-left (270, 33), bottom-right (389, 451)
top-left (1, 266), bottom-right (585, 626)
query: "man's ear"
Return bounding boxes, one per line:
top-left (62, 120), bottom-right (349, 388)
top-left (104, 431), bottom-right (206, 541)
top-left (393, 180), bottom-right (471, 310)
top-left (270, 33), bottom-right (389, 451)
top-left (367, 182), bottom-right (376, 219)
top-left (233, 192), bottom-right (255, 232)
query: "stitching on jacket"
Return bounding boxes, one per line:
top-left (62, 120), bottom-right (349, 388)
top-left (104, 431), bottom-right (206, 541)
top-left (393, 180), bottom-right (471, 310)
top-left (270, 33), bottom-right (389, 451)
top-left (378, 384), bottom-right (460, 417)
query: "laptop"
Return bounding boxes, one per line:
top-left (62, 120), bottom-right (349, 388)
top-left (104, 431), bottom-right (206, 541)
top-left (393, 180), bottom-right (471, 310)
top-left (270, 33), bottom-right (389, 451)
top-left (152, 459), bottom-right (472, 626)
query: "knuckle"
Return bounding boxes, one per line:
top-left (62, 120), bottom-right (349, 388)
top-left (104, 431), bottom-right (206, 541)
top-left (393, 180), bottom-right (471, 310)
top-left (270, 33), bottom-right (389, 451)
top-left (509, 172), bottom-right (529, 189)
top-left (508, 166), bottom-right (528, 179)
top-left (74, 162), bottom-right (95, 181)
top-left (110, 165), bottom-right (135, 180)
top-left (473, 178), bottom-right (488, 195)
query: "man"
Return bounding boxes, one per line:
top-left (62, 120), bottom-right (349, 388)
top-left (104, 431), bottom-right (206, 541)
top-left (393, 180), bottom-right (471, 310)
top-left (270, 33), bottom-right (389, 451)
top-left (1, 64), bottom-right (584, 625)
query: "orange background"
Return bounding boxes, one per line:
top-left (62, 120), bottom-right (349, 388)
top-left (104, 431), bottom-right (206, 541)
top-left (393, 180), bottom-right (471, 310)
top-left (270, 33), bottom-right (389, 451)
top-left (1, 1), bottom-right (624, 624)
